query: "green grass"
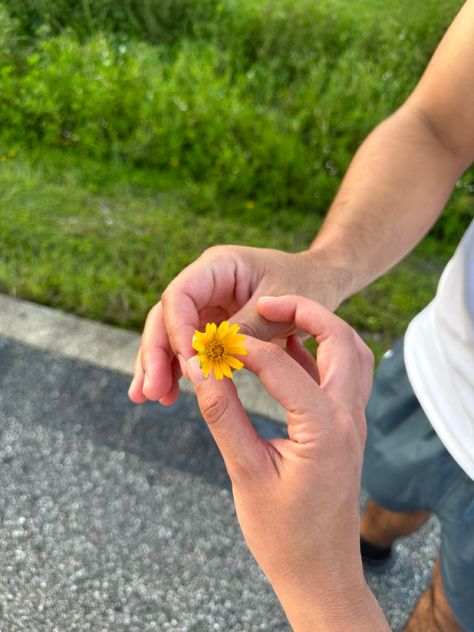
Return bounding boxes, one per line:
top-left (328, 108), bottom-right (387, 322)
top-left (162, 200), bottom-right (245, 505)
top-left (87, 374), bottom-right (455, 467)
top-left (1, 149), bottom-right (470, 361)
top-left (0, 0), bottom-right (466, 216)
top-left (0, 0), bottom-right (472, 361)
top-left (0, 150), bottom-right (317, 327)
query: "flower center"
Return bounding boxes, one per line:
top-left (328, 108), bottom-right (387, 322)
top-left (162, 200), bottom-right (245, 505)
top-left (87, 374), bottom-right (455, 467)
top-left (207, 339), bottom-right (226, 360)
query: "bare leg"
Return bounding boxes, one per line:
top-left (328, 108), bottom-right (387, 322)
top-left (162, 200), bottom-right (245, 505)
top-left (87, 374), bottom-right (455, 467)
top-left (403, 558), bottom-right (464, 631)
top-left (360, 498), bottom-right (431, 548)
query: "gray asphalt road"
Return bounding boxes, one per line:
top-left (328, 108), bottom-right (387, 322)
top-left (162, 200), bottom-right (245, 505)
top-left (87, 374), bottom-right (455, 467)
top-left (0, 336), bottom-right (440, 631)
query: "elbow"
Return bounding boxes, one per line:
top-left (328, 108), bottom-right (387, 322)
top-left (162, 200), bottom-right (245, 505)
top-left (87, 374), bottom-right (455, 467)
top-left (402, 100), bottom-right (474, 174)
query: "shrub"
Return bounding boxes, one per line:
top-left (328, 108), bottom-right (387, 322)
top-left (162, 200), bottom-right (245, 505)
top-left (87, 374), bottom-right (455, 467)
top-left (0, 0), bottom-right (469, 232)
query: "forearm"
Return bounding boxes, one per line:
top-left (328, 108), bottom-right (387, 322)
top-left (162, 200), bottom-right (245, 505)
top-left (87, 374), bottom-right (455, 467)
top-left (310, 104), bottom-right (466, 303)
top-left (272, 568), bottom-right (390, 632)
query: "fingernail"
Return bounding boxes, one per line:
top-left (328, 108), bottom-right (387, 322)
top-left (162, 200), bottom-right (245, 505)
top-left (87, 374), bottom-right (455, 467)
top-left (258, 296), bottom-right (277, 303)
top-left (178, 353), bottom-right (187, 378)
top-left (186, 356), bottom-right (206, 386)
top-left (143, 373), bottom-right (150, 392)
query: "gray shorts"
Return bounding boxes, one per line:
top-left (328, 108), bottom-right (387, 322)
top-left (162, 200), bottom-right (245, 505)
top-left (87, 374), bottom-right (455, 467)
top-left (362, 338), bottom-right (474, 632)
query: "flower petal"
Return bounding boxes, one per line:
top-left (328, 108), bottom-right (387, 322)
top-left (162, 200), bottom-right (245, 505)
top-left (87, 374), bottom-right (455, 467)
top-left (192, 338), bottom-right (206, 352)
top-left (224, 332), bottom-right (246, 345)
top-left (193, 329), bottom-right (211, 351)
top-left (206, 322), bottom-right (217, 337)
top-left (221, 361), bottom-right (233, 378)
top-left (226, 345), bottom-right (248, 356)
top-left (213, 361), bottom-right (224, 381)
top-left (227, 323), bottom-right (241, 336)
top-left (217, 320), bottom-right (230, 338)
top-left (201, 358), bottom-right (213, 378)
top-left (225, 355), bottom-right (244, 370)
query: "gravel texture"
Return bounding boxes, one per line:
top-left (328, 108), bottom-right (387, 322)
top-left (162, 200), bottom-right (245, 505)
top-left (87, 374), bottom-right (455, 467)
top-left (0, 336), bottom-right (440, 631)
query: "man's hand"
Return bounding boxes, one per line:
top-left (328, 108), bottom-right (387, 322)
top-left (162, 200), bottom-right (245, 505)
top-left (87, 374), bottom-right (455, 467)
top-left (187, 295), bottom-right (389, 632)
top-left (128, 245), bottom-right (351, 406)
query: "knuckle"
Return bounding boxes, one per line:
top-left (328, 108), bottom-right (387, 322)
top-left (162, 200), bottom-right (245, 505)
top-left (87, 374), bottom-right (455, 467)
top-left (144, 301), bottom-right (161, 326)
top-left (203, 244), bottom-right (245, 266)
top-left (199, 390), bottom-right (231, 427)
top-left (358, 414), bottom-right (368, 446)
top-left (362, 344), bottom-right (375, 372)
top-left (341, 325), bottom-right (357, 348)
top-left (160, 282), bottom-right (176, 307)
top-left (336, 408), bottom-right (357, 438)
top-left (337, 407), bottom-right (354, 430)
top-left (354, 331), bottom-right (374, 362)
top-left (327, 315), bottom-right (356, 347)
top-left (340, 407), bottom-right (366, 450)
top-left (259, 340), bottom-right (286, 364)
top-left (202, 244), bottom-right (228, 259)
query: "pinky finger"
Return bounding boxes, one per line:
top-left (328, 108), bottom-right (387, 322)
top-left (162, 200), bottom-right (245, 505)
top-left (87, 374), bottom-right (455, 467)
top-left (129, 351), bottom-right (148, 403)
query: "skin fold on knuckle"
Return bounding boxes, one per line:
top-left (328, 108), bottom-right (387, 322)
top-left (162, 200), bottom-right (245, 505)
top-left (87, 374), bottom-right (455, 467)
top-left (262, 341), bottom-right (287, 364)
top-left (198, 388), bottom-right (231, 428)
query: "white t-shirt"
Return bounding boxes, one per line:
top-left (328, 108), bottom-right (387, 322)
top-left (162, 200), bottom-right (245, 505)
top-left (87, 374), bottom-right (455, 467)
top-left (404, 219), bottom-right (474, 481)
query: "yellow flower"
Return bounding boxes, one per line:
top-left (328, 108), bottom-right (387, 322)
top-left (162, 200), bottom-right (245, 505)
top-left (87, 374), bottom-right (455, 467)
top-left (192, 321), bottom-right (247, 380)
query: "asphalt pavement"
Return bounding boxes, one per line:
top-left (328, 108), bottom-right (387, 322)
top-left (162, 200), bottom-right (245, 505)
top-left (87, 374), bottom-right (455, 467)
top-left (0, 295), bottom-right (441, 631)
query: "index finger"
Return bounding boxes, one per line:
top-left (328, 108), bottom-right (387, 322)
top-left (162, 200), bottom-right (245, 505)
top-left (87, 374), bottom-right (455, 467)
top-left (257, 295), bottom-right (367, 412)
top-left (161, 251), bottom-right (242, 361)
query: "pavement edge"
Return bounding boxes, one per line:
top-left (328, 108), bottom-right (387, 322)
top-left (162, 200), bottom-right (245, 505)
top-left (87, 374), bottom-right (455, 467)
top-left (0, 294), bottom-right (286, 423)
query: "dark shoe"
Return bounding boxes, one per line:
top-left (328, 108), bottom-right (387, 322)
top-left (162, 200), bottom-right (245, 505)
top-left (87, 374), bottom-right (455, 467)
top-left (360, 537), bottom-right (393, 571)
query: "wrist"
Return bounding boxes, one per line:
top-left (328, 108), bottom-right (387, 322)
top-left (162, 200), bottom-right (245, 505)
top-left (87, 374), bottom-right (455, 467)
top-left (298, 246), bottom-right (354, 310)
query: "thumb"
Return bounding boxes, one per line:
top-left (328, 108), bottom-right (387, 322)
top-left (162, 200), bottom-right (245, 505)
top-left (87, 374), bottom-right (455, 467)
top-left (187, 356), bottom-right (268, 482)
top-left (231, 295), bottom-right (295, 342)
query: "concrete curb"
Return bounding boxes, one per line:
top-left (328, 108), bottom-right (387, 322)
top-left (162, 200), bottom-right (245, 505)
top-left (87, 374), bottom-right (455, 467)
top-left (0, 294), bottom-right (286, 423)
